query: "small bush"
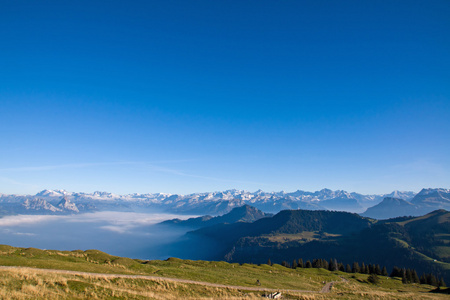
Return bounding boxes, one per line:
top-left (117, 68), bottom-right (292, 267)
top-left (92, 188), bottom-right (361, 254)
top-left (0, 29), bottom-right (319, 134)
top-left (367, 274), bottom-right (379, 284)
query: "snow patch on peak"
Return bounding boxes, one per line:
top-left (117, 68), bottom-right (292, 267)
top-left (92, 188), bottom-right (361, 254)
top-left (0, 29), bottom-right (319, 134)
top-left (57, 197), bottom-right (79, 212)
top-left (23, 198), bottom-right (61, 212)
top-left (418, 188), bottom-right (450, 195)
top-left (35, 189), bottom-right (70, 197)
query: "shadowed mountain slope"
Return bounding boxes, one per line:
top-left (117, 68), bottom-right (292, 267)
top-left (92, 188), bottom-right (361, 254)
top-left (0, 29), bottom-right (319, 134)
top-left (362, 188), bottom-right (450, 219)
top-left (160, 205), bottom-right (271, 229)
top-left (175, 208), bottom-right (450, 282)
top-left (362, 197), bottom-right (420, 219)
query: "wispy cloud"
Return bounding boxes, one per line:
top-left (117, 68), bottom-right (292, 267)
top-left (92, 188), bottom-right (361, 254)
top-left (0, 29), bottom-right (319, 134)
top-left (64, 211), bottom-right (193, 226)
top-left (0, 159), bottom-right (276, 190)
top-left (1, 229), bottom-right (36, 236)
top-left (0, 212), bottom-right (197, 235)
top-left (0, 159), bottom-right (198, 173)
top-left (99, 225), bottom-right (129, 234)
top-left (0, 162), bottom-right (133, 172)
top-left (0, 215), bottom-right (62, 226)
top-left (390, 159), bottom-right (447, 176)
top-left (13, 232), bottom-right (36, 236)
top-left (143, 163), bottom-right (273, 187)
top-left (0, 176), bottom-right (39, 188)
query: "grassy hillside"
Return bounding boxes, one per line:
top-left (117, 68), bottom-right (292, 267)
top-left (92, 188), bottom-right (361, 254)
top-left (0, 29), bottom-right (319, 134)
top-left (182, 209), bottom-right (450, 282)
top-left (0, 245), bottom-right (335, 290)
top-left (182, 209), bottom-right (374, 260)
top-left (1, 245), bottom-right (450, 299)
top-left (161, 204), bottom-right (271, 229)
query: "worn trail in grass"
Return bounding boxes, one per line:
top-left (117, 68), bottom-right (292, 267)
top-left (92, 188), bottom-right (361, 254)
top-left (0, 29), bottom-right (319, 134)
top-left (1, 245), bottom-right (450, 299)
top-left (0, 245), bottom-right (335, 291)
top-left (0, 265), bottom-right (318, 293)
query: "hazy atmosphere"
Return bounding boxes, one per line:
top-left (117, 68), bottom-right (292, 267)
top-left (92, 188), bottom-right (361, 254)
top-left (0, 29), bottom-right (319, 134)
top-left (0, 212), bottom-right (196, 259)
top-left (1, 2), bottom-right (450, 298)
top-left (1, 1), bottom-right (449, 196)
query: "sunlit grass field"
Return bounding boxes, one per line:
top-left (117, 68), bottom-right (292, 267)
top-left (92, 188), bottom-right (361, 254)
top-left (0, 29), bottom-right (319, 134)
top-left (1, 244), bottom-right (449, 299)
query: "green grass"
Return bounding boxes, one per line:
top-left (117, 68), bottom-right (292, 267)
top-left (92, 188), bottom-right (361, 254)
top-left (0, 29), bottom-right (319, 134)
top-left (262, 231), bottom-right (342, 244)
top-left (432, 246), bottom-right (450, 260)
top-left (148, 258), bottom-right (339, 290)
top-left (0, 268), bottom-right (257, 299)
top-left (329, 272), bottom-right (448, 300)
top-left (1, 244), bottom-right (450, 299)
top-left (0, 245), bottom-right (337, 290)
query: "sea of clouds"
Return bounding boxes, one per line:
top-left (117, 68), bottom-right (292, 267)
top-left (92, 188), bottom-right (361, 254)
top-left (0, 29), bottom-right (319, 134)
top-left (0, 212), bottom-right (197, 259)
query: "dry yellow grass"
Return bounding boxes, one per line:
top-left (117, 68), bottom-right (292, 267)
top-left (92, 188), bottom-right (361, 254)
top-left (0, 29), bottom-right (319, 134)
top-left (1, 268), bottom-right (449, 300)
top-left (1, 244), bottom-right (449, 299)
top-left (0, 268), bottom-right (263, 299)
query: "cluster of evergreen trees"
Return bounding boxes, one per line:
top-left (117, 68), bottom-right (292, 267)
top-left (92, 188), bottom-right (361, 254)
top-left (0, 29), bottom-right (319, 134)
top-left (390, 267), bottom-right (446, 287)
top-left (272, 258), bottom-right (446, 287)
top-left (276, 258), bottom-right (388, 277)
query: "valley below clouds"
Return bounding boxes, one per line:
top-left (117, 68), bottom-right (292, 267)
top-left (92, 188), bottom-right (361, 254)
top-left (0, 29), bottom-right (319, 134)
top-left (0, 211), bottom-right (197, 260)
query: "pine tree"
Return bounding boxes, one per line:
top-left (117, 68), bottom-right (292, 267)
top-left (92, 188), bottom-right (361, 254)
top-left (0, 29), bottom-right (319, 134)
top-left (305, 260), bottom-right (312, 268)
top-left (346, 264), bottom-right (352, 273)
top-left (390, 266), bottom-right (402, 278)
top-left (428, 274), bottom-right (438, 287)
top-left (292, 259), bottom-right (298, 269)
top-left (412, 270), bottom-right (420, 283)
top-left (339, 263), bottom-right (345, 272)
top-left (402, 272), bottom-right (407, 284)
top-left (381, 266), bottom-right (388, 276)
top-left (329, 259), bottom-right (337, 271)
top-left (352, 262), bottom-right (360, 273)
top-left (361, 262), bottom-right (366, 274)
top-left (420, 274), bottom-right (427, 284)
top-left (439, 277), bottom-right (446, 288)
top-left (375, 264), bottom-right (381, 275)
top-left (312, 259), bottom-right (319, 268)
top-left (365, 265), bottom-right (370, 274)
top-left (323, 259), bottom-right (329, 270)
top-left (267, 259), bottom-right (272, 266)
top-left (406, 269), bottom-right (412, 284)
top-left (298, 258), bottom-right (304, 268)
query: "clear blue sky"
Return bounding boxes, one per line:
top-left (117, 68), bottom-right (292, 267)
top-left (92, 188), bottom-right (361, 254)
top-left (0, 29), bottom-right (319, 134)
top-left (1, 0), bottom-right (449, 195)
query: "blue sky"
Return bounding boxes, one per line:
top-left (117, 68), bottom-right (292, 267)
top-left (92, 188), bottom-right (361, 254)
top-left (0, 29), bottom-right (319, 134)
top-left (1, 0), bottom-right (449, 195)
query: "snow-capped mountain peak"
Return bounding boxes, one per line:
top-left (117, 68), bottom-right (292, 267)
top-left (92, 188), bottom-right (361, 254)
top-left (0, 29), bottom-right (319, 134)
top-left (10, 187), bottom-right (450, 218)
top-left (57, 197), bottom-right (79, 212)
top-left (22, 198), bottom-right (61, 212)
top-left (36, 189), bottom-right (67, 197)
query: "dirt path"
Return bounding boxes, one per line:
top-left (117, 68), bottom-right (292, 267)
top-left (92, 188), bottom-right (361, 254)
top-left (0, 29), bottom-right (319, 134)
top-left (320, 281), bottom-right (334, 293)
top-left (0, 265), bottom-right (323, 294)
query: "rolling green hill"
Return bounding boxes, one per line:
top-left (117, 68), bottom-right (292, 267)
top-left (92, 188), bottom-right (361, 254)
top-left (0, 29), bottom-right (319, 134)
top-left (160, 204), bottom-right (271, 229)
top-left (0, 244), bottom-right (449, 299)
top-left (181, 208), bottom-right (450, 282)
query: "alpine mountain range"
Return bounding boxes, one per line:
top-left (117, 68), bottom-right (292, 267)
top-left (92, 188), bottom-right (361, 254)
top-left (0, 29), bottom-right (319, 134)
top-left (1, 188), bottom-right (449, 220)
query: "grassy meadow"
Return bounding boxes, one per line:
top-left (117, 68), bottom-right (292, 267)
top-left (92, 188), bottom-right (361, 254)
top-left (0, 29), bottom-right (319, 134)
top-left (0, 244), bottom-right (449, 299)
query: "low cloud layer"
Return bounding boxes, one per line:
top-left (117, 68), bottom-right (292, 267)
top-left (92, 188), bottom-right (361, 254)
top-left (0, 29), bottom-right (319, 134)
top-left (0, 211), bottom-right (197, 259)
top-left (0, 212), bottom-right (195, 233)
top-left (0, 214), bottom-right (62, 227)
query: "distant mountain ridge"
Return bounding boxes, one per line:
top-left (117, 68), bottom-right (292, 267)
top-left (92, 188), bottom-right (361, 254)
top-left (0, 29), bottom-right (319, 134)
top-left (0, 188), bottom-right (420, 216)
top-left (362, 197), bottom-right (419, 219)
top-left (172, 207), bottom-right (450, 282)
top-left (362, 188), bottom-right (450, 219)
top-left (190, 209), bottom-right (372, 243)
top-left (1, 188), bottom-right (448, 218)
top-left (161, 204), bottom-right (272, 229)
top-left (22, 198), bottom-right (61, 213)
top-left (411, 188), bottom-right (450, 207)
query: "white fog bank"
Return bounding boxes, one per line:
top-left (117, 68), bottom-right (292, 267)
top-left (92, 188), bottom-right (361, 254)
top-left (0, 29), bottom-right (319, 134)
top-left (0, 211), bottom-right (198, 260)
